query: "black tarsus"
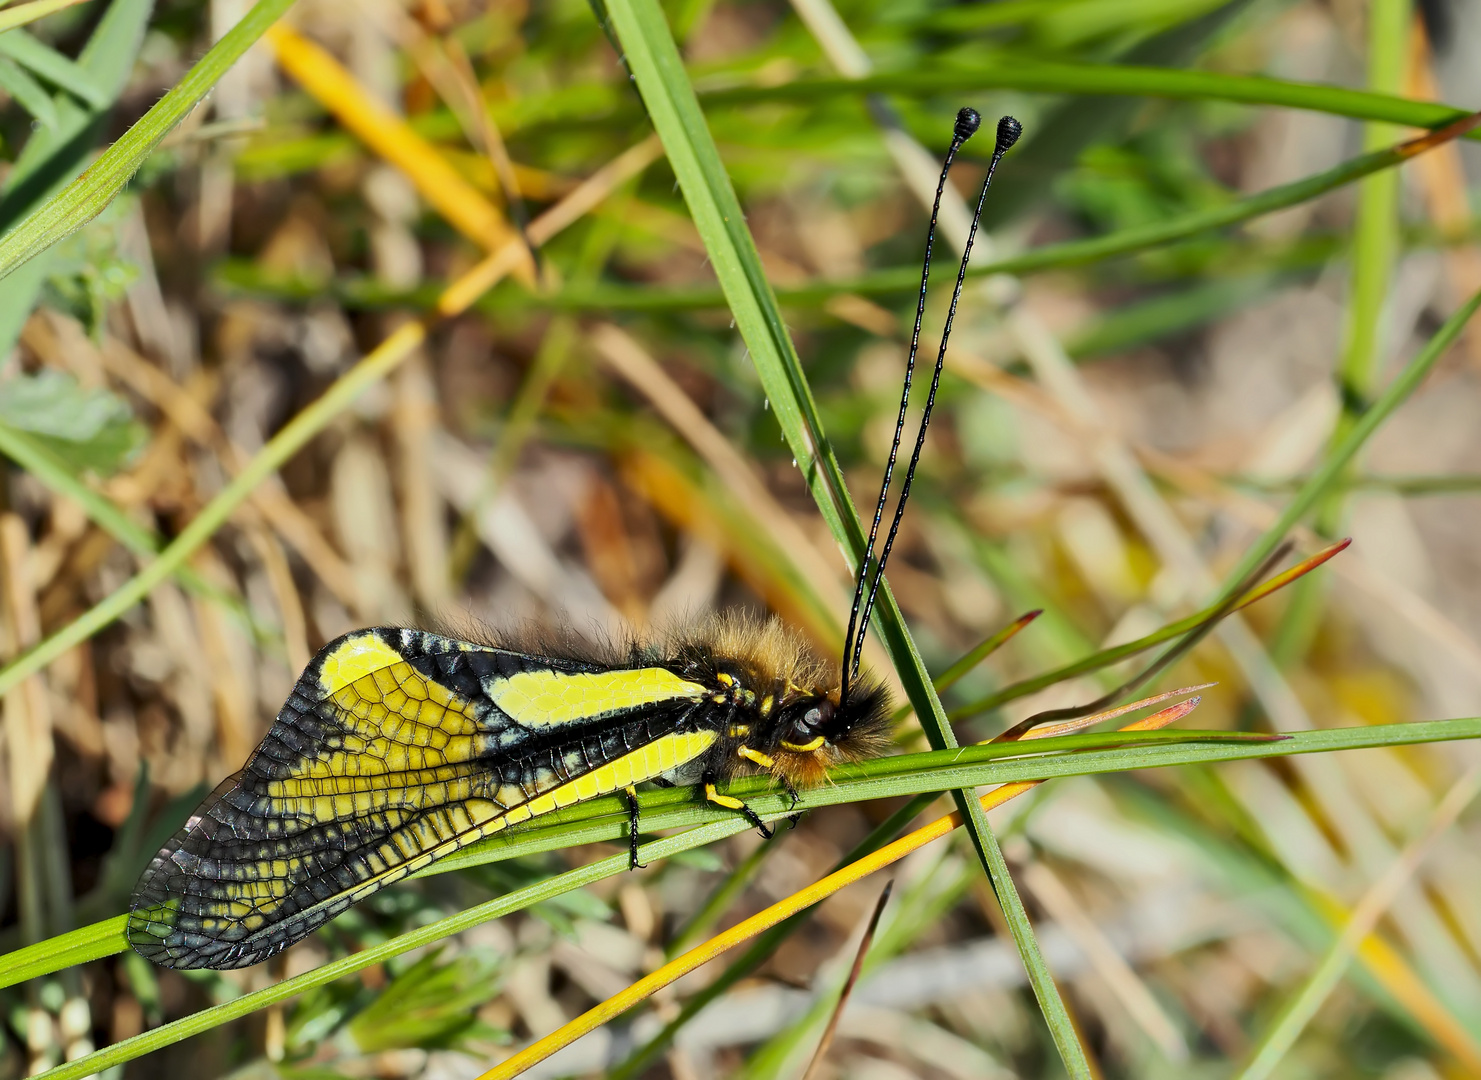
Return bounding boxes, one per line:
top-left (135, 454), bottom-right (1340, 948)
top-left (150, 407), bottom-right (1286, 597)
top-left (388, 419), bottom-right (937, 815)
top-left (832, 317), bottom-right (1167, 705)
top-left (839, 110), bottom-right (1022, 704)
top-left (742, 804), bottom-right (773, 839)
top-left (624, 787), bottom-right (646, 870)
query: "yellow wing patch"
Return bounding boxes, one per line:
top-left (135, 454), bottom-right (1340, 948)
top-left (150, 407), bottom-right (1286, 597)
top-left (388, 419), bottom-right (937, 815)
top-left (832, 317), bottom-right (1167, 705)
top-left (489, 667), bottom-right (706, 727)
top-left (316, 632), bottom-right (409, 696)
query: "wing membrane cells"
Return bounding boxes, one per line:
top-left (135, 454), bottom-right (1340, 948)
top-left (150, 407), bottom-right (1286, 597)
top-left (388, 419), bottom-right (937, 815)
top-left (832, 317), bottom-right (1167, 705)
top-left (128, 629), bottom-right (711, 970)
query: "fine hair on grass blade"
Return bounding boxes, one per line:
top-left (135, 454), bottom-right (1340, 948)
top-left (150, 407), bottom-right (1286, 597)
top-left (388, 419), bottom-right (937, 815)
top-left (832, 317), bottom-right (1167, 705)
top-left (800, 879), bottom-right (895, 1080)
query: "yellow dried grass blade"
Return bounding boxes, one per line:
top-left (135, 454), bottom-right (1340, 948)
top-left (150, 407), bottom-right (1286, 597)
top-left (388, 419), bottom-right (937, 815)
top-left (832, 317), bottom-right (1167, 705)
top-left (265, 24), bottom-right (535, 287)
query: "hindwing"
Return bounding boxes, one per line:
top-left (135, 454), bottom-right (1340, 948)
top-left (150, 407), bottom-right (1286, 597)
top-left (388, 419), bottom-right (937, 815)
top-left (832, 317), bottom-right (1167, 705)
top-left (128, 628), bottom-right (713, 969)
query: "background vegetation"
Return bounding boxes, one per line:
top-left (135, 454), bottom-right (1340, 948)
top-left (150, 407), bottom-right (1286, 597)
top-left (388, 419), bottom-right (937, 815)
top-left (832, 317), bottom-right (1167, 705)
top-left (3, 0), bottom-right (1481, 1077)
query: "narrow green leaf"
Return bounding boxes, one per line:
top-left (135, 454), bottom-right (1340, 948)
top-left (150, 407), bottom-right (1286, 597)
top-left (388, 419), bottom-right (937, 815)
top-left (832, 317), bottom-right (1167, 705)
top-left (0, 0), bottom-right (154, 356)
top-left (702, 59), bottom-right (1481, 139)
top-left (0, 53), bottom-right (56, 125)
top-left (0, 0), bottom-right (87, 34)
top-left (0, 914), bottom-right (128, 987)
top-left (0, 26), bottom-right (107, 107)
top-left (0, 0), bottom-right (298, 281)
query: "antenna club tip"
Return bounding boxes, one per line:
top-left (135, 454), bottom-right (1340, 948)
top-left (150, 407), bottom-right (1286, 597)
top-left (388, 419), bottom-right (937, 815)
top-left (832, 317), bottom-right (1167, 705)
top-left (995, 115), bottom-right (1023, 153)
top-left (954, 107), bottom-right (981, 142)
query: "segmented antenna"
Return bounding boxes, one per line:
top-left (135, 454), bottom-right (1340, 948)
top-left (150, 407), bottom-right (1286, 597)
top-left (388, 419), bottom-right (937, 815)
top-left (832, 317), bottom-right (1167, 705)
top-left (840, 112), bottom-right (1022, 704)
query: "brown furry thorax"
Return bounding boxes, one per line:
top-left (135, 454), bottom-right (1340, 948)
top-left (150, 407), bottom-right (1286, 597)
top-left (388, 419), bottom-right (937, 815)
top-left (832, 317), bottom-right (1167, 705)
top-left (658, 616), bottom-right (893, 789)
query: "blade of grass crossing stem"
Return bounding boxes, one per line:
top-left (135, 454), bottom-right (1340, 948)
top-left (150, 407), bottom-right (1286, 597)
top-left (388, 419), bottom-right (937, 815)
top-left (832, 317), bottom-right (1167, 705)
top-left (595, 1), bottom-right (1090, 1074)
top-left (1215, 286), bottom-right (1481, 604)
top-left (0, 0), bottom-right (298, 281)
top-left (615, 695), bottom-right (1201, 1080)
top-left (0, 140), bottom-right (657, 699)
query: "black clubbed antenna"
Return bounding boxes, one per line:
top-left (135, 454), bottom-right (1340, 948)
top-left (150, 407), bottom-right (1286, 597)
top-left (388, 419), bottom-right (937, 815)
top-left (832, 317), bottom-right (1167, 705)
top-left (839, 112), bottom-right (1022, 704)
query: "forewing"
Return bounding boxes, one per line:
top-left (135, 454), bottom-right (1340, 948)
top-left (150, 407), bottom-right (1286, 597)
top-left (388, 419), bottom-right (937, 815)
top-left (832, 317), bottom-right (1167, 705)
top-left (128, 629), bottom-right (713, 970)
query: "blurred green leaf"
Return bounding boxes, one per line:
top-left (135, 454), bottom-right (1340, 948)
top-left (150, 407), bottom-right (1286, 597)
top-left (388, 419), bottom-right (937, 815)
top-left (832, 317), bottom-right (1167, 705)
top-left (0, 55), bottom-right (56, 125)
top-left (0, 28), bottom-right (109, 108)
top-left (347, 948), bottom-right (506, 1053)
top-left (0, 370), bottom-right (145, 474)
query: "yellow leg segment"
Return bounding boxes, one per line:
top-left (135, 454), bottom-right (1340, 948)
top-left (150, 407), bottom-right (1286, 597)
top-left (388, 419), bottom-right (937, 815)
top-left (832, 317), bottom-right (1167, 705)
top-left (737, 746), bottom-right (775, 769)
top-left (705, 783), bottom-right (746, 811)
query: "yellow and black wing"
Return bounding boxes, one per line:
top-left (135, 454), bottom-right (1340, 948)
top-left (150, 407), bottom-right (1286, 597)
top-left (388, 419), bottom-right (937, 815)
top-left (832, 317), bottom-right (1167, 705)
top-left (128, 628), bottom-right (717, 970)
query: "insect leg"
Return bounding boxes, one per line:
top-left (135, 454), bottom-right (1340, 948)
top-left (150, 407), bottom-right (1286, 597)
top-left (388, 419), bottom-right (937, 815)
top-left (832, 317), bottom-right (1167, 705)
top-left (703, 771), bottom-right (771, 838)
top-left (624, 785), bottom-right (646, 870)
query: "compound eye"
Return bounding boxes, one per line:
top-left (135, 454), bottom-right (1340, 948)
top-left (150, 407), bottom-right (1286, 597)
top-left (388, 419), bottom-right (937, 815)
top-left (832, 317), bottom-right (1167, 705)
top-left (781, 701), bottom-right (833, 752)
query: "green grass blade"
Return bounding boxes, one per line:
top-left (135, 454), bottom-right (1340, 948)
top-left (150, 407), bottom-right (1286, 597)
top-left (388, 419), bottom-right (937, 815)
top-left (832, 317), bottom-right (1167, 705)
top-left (0, 0), bottom-right (88, 35)
top-left (0, 0), bottom-right (153, 355)
top-left (0, 0), bottom-right (297, 281)
top-left (595, 1), bottom-right (1091, 1074)
top-left (0, 915), bottom-right (127, 987)
top-left (0, 27), bottom-right (107, 107)
top-left (0, 54), bottom-right (56, 124)
top-left (703, 59), bottom-right (1481, 137)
